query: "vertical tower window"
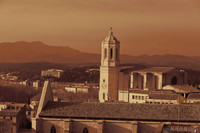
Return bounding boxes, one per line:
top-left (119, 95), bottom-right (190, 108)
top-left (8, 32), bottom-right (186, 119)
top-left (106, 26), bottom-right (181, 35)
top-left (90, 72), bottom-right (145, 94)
top-left (83, 127), bottom-right (89, 133)
top-left (51, 126), bottom-right (56, 133)
top-left (103, 93), bottom-right (105, 100)
top-left (116, 48), bottom-right (118, 60)
top-left (171, 76), bottom-right (178, 85)
top-left (104, 48), bottom-right (107, 59)
top-left (110, 48), bottom-right (113, 59)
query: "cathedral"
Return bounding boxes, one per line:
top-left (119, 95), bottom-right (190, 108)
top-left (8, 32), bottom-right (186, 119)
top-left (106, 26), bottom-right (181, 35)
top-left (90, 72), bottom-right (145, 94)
top-left (32, 29), bottom-right (200, 133)
top-left (99, 28), bottom-right (197, 104)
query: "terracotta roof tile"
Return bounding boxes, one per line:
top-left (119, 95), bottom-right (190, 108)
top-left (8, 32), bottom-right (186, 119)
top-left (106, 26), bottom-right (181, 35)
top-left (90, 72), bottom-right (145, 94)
top-left (170, 85), bottom-right (200, 93)
top-left (133, 67), bottom-right (175, 73)
top-left (187, 93), bottom-right (200, 100)
top-left (30, 93), bottom-right (41, 101)
top-left (149, 94), bottom-right (181, 100)
top-left (40, 101), bottom-right (200, 122)
top-left (0, 110), bottom-right (19, 116)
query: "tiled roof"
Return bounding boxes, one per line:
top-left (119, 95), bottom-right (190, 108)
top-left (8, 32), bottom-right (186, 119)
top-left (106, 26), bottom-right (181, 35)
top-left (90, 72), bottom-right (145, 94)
top-left (129, 89), bottom-right (175, 95)
top-left (170, 85), bottom-right (200, 93)
top-left (103, 28), bottom-right (119, 44)
top-left (0, 110), bottom-right (19, 116)
top-left (149, 94), bottom-right (180, 100)
top-left (0, 119), bottom-right (11, 124)
top-left (30, 93), bottom-right (41, 101)
top-left (129, 89), bottom-right (150, 94)
top-left (133, 67), bottom-right (175, 73)
top-left (40, 101), bottom-right (200, 122)
top-left (187, 93), bottom-right (200, 100)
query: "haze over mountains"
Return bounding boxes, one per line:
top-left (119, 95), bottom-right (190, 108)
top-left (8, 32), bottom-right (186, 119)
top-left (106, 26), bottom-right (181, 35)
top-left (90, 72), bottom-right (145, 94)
top-left (1, 41), bottom-right (200, 70)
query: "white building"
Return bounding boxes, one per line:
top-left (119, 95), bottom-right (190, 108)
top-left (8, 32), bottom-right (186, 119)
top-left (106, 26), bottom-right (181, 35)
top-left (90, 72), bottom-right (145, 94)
top-left (41, 69), bottom-right (63, 78)
top-left (65, 86), bottom-right (89, 93)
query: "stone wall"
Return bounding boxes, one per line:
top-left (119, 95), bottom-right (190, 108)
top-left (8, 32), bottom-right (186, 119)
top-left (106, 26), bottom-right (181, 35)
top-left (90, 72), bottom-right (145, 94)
top-left (35, 117), bottom-right (200, 133)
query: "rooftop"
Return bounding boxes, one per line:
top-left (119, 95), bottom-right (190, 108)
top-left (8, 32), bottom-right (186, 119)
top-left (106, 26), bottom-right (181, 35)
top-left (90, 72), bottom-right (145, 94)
top-left (103, 28), bottom-right (120, 44)
top-left (129, 89), bottom-right (175, 95)
top-left (0, 110), bottom-right (20, 117)
top-left (187, 93), bottom-right (200, 100)
top-left (133, 67), bottom-right (176, 73)
top-left (30, 93), bottom-right (41, 101)
top-left (164, 85), bottom-right (200, 93)
top-left (149, 93), bottom-right (181, 100)
top-left (0, 119), bottom-right (11, 124)
top-left (40, 101), bottom-right (200, 122)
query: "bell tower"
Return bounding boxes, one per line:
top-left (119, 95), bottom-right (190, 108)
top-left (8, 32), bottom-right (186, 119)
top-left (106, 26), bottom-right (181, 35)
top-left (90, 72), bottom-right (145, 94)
top-left (99, 28), bottom-right (120, 102)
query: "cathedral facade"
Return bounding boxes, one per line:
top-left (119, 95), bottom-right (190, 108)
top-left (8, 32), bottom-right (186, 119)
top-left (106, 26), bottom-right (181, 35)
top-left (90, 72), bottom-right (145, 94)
top-left (99, 28), bottom-right (197, 104)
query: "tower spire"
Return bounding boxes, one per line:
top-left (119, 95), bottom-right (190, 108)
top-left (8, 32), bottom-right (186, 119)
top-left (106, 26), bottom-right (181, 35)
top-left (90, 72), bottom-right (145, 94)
top-left (109, 27), bottom-right (113, 36)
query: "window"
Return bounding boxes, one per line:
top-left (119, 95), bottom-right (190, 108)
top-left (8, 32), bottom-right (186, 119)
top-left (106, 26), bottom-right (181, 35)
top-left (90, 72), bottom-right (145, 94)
top-left (110, 48), bottom-right (113, 59)
top-left (116, 48), bottom-right (118, 60)
top-left (50, 126), bottom-right (56, 133)
top-left (142, 96), bottom-right (144, 100)
top-left (83, 127), bottom-right (89, 133)
top-left (132, 95), bottom-right (135, 99)
top-left (171, 76), bottom-right (178, 85)
top-left (104, 48), bottom-right (107, 59)
top-left (103, 93), bottom-right (105, 100)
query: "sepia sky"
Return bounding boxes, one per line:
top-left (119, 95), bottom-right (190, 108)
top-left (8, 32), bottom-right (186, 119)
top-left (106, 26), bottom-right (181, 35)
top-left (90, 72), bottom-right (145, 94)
top-left (0, 0), bottom-right (200, 56)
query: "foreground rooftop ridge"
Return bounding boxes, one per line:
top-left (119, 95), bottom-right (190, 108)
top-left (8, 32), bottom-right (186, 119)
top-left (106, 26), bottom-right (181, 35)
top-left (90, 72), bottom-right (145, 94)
top-left (40, 101), bottom-right (200, 122)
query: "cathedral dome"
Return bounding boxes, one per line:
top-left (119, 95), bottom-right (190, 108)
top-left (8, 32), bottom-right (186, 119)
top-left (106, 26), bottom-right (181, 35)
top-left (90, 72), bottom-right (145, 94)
top-left (103, 28), bottom-right (120, 44)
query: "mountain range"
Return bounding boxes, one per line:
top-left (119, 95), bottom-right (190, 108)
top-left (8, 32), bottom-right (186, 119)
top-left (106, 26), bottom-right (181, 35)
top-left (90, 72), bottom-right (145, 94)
top-left (1, 41), bottom-right (200, 70)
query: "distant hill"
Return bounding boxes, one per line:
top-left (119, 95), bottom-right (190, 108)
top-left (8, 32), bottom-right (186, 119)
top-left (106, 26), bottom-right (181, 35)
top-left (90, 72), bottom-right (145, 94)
top-left (0, 41), bottom-right (98, 63)
top-left (1, 41), bottom-right (200, 70)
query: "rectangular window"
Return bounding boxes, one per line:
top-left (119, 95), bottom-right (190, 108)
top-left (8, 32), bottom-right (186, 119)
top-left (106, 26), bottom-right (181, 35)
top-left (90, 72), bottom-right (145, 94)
top-left (103, 93), bottom-right (105, 100)
top-left (132, 95), bottom-right (134, 99)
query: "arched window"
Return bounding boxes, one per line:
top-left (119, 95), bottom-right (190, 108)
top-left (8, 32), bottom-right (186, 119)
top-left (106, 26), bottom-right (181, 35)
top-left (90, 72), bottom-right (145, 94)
top-left (171, 76), bottom-right (178, 85)
top-left (104, 48), bottom-right (107, 59)
top-left (50, 126), bottom-right (56, 133)
top-left (110, 48), bottom-right (113, 59)
top-left (83, 127), bottom-right (89, 133)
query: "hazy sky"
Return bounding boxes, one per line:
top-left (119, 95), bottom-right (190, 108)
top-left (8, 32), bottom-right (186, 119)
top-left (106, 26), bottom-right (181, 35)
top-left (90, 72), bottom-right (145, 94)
top-left (0, 0), bottom-right (200, 56)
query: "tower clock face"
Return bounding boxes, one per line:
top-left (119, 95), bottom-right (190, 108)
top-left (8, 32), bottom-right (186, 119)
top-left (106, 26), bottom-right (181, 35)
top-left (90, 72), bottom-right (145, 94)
top-left (101, 82), bottom-right (107, 89)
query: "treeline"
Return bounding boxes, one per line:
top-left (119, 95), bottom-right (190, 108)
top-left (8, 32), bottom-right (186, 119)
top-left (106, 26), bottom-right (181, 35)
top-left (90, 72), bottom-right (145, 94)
top-left (1, 62), bottom-right (200, 86)
top-left (0, 62), bottom-right (100, 83)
